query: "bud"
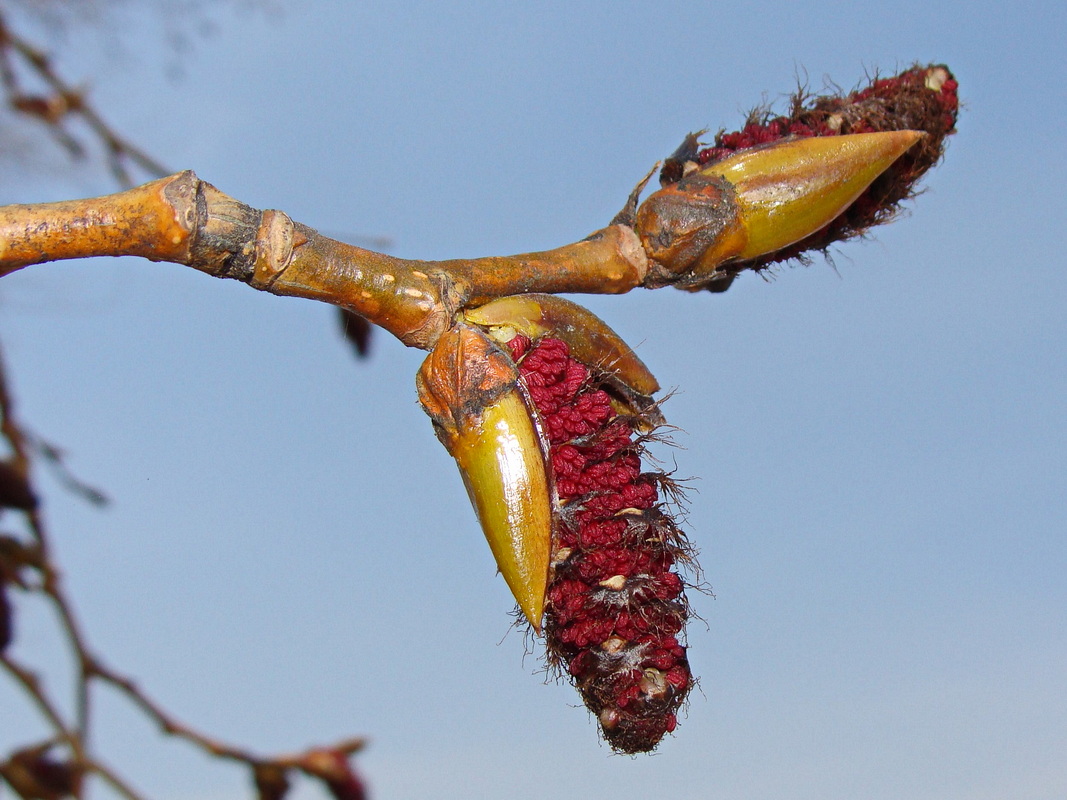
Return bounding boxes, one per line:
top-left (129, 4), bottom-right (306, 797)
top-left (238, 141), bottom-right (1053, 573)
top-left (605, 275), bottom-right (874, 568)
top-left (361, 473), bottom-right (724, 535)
top-left (642, 63), bottom-right (959, 291)
top-left (0, 459), bottom-right (37, 511)
top-left (299, 749), bottom-right (367, 800)
top-left (0, 535), bottom-right (30, 655)
top-left (253, 763), bottom-right (291, 800)
top-left (417, 324), bottom-right (553, 630)
top-left (638, 132), bottom-right (922, 286)
top-left (0, 581), bottom-right (11, 654)
top-left (422, 297), bottom-right (696, 752)
top-left (0, 746), bottom-right (82, 800)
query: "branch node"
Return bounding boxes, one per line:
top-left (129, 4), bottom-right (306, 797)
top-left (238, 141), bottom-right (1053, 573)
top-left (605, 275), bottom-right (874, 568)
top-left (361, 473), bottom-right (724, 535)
top-left (250, 209), bottom-right (297, 289)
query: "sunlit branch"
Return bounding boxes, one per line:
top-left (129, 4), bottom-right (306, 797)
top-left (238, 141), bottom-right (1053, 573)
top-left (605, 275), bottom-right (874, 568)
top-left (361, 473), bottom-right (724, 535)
top-left (0, 171), bottom-right (648, 348)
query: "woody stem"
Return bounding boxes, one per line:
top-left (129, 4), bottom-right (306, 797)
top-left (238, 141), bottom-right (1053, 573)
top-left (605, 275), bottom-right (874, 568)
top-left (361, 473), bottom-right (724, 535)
top-left (0, 171), bottom-right (647, 349)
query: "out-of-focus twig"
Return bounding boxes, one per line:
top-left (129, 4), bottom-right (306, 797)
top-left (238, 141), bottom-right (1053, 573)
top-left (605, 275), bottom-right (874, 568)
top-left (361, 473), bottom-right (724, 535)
top-left (1, 335), bottom-right (369, 799)
top-left (0, 9), bottom-right (168, 186)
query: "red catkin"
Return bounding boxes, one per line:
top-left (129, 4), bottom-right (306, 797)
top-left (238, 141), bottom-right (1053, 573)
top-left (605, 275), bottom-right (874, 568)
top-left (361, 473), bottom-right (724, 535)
top-left (663, 63), bottom-right (959, 279)
top-left (510, 334), bottom-right (693, 754)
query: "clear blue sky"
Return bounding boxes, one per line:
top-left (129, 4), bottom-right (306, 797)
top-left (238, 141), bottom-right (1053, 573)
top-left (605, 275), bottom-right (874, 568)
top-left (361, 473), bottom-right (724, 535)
top-left (2, 1), bottom-right (1065, 798)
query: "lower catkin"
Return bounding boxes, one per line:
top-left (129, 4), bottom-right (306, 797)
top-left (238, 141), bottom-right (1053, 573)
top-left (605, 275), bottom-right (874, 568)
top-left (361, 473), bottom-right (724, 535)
top-left (510, 334), bottom-right (693, 754)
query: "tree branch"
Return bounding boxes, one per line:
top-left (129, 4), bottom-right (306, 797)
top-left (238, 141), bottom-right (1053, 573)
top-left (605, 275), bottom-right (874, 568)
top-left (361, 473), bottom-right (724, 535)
top-left (0, 171), bottom-right (647, 349)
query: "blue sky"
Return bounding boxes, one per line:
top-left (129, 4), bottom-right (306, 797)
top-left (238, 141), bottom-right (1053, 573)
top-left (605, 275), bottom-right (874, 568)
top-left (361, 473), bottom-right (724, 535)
top-left (2, 1), bottom-right (1065, 798)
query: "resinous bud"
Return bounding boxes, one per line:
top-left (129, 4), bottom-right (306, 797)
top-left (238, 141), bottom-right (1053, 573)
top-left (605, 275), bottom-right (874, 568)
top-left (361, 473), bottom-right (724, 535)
top-left (416, 324), bottom-right (552, 630)
top-left (636, 131), bottom-right (924, 285)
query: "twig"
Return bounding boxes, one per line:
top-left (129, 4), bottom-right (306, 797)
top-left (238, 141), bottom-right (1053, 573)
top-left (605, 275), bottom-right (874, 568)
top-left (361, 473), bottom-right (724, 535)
top-left (87, 760), bottom-right (148, 800)
top-left (0, 338), bottom-right (95, 738)
top-left (90, 655), bottom-right (367, 771)
top-left (88, 659), bottom-right (262, 764)
top-left (0, 654), bottom-right (80, 754)
top-left (1, 655), bottom-right (149, 799)
top-left (0, 171), bottom-right (648, 349)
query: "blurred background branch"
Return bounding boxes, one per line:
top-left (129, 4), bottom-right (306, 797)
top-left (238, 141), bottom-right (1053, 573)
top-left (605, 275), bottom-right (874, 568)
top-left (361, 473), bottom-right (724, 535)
top-left (1, 334), bottom-right (366, 800)
top-left (0, 3), bottom-right (370, 798)
top-left (0, 6), bottom-right (167, 187)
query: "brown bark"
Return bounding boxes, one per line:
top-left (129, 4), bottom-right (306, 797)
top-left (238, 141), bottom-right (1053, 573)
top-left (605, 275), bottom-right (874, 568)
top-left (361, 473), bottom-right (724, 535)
top-left (0, 172), bottom-right (648, 349)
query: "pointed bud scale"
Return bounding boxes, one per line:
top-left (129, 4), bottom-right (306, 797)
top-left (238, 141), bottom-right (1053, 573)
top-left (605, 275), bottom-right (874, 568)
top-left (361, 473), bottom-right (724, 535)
top-left (416, 324), bottom-right (552, 630)
top-left (451, 389), bottom-right (553, 629)
top-left (637, 132), bottom-right (922, 286)
top-left (698, 130), bottom-right (924, 264)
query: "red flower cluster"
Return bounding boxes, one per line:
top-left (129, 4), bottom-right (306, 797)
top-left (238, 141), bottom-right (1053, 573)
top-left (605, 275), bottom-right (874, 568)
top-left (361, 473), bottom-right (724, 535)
top-left (509, 335), bottom-right (693, 754)
top-left (697, 64), bottom-right (958, 164)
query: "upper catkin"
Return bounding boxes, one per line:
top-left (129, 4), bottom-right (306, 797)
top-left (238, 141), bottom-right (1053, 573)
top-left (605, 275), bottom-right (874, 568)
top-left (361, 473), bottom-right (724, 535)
top-left (663, 63), bottom-right (959, 280)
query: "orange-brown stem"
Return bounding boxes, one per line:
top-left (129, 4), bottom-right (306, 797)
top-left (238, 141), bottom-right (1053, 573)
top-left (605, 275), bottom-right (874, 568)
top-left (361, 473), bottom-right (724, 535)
top-left (0, 172), bottom-right (196, 270)
top-left (0, 172), bottom-right (647, 349)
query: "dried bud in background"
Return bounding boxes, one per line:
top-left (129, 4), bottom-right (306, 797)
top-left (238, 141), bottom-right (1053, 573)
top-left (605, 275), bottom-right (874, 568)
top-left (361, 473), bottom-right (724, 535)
top-left (0, 579), bottom-right (11, 654)
top-left (0, 534), bottom-right (32, 655)
top-left (0, 459), bottom-right (37, 511)
top-left (299, 749), bottom-right (367, 800)
top-left (0, 745), bottom-right (82, 800)
top-left (252, 763), bottom-right (291, 800)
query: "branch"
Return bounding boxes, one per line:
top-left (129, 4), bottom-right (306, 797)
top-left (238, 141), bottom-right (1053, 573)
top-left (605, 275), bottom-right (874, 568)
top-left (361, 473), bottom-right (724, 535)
top-left (0, 655), bottom-right (143, 800)
top-left (0, 65), bottom-right (959, 355)
top-left (0, 171), bottom-right (648, 348)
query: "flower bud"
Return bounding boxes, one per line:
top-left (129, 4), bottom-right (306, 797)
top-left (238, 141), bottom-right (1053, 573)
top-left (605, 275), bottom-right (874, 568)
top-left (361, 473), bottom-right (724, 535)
top-left (642, 63), bottom-right (959, 291)
top-left (417, 324), bottom-right (553, 630)
top-left (638, 131), bottom-right (922, 287)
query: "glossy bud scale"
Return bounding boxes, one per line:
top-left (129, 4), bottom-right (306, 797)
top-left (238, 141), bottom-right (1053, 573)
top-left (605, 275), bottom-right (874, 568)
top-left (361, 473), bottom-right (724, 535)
top-left (416, 324), bottom-right (553, 630)
top-left (637, 131), bottom-right (923, 288)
